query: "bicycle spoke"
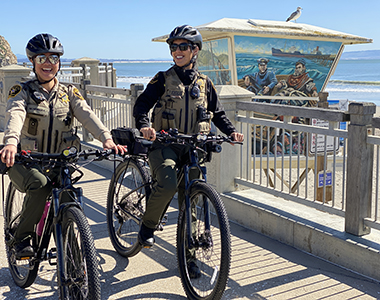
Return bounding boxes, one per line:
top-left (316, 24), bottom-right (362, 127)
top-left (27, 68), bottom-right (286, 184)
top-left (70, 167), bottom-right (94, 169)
top-left (177, 182), bottom-right (231, 300)
top-left (107, 158), bottom-right (150, 257)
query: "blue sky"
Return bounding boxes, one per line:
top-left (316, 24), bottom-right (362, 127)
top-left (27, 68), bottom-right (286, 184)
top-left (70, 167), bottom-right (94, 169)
top-left (1, 0), bottom-right (378, 60)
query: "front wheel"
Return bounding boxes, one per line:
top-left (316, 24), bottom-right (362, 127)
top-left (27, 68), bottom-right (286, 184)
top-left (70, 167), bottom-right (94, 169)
top-left (4, 183), bottom-right (39, 288)
top-left (106, 158), bottom-right (151, 257)
top-left (60, 206), bottom-right (100, 300)
top-left (177, 182), bottom-right (231, 300)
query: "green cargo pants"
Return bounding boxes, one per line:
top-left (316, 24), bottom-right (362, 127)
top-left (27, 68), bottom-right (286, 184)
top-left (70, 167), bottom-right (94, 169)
top-left (142, 143), bottom-right (200, 230)
top-left (8, 164), bottom-right (71, 242)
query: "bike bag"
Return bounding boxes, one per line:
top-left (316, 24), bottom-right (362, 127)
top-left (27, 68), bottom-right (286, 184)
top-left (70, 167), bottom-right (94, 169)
top-left (0, 145), bottom-right (9, 175)
top-left (111, 127), bottom-right (148, 155)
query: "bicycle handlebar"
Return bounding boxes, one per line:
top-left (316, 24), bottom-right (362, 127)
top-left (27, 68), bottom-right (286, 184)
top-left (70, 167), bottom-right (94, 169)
top-left (15, 147), bottom-right (116, 164)
top-left (153, 129), bottom-right (243, 147)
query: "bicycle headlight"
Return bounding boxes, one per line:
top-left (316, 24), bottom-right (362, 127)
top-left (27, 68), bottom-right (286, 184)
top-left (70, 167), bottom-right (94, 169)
top-left (63, 146), bottom-right (77, 157)
top-left (197, 134), bottom-right (207, 142)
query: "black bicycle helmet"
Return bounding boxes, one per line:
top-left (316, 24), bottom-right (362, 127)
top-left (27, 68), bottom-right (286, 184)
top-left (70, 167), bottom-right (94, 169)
top-left (26, 33), bottom-right (64, 60)
top-left (166, 25), bottom-right (202, 50)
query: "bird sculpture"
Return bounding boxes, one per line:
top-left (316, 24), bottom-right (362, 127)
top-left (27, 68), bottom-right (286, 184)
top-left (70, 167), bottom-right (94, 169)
top-left (286, 7), bottom-right (302, 22)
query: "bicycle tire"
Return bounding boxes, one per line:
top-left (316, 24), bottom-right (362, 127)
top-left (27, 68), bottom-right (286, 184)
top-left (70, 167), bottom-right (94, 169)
top-left (107, 158), bottom-right (151, 257)
top-left (177, 181), bottom-right (231, 300)
top-left (4, 182), bottom-right (39, 288)
top-left (60, 206), bottom-right (101, 300)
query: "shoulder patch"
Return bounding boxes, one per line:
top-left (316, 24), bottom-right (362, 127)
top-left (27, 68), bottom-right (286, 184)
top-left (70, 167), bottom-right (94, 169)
top-left (73, 87), bottom-right (85, 100)
top-left (8, 85), bottom-right (22, 99)
top-left (149, 73), bottom-right (159, 85)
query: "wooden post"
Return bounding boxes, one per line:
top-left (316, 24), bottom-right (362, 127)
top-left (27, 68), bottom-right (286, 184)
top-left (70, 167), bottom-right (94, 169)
top-left (316, 156), bottom-right (332, 202)
top-left (345, 102), bottom-right (376, 236)
top-left (130, 84), bottom-right (144, 127)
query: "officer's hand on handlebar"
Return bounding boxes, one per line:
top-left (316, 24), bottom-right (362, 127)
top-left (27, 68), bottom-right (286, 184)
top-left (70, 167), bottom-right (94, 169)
top-left (0, 144), bottom-right (17, 167)
top-left (230, 132), bottom-right (244, 144)
top-left (103, 138), bottom-right (127, 155)
top-left (140, 127), bottom-right (156, 141)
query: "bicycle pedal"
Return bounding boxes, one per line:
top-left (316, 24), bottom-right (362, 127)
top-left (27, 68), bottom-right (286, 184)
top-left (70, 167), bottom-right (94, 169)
top-left (47, 248), bottom-right (57, 265)
top-left (158, 214), bottom-right (168, 229)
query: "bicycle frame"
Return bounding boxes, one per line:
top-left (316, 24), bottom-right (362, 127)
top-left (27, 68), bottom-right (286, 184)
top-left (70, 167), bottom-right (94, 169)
top-left (7, 163), bottom-right (84, 297)
top-left (180, 146), bottom-right (211, 251)
top-left (4, 147), bottom-right (115, 298)
top-left (52, 164), bottom-right (85, 290)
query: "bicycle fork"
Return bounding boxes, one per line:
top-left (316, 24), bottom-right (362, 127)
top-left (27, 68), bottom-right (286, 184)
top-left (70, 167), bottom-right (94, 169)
top-left (52, 186), bottom-right (84, 296)
top-left (184, 164), bottom-right (211, 251)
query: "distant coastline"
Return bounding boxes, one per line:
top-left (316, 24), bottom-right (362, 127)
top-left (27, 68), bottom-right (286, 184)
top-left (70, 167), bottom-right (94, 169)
top-left (15, 49), bottom-right (380, 63)
top-left (16, 55), bottom-right (172, 64)
top-left (340, 50), bottom-right (380, 60)
top-left (112, 60), bottom-right (172, 63)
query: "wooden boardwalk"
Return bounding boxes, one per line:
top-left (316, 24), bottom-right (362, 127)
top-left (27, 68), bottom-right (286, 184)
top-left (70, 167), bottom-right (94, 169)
top-left (1, 163), bottom-right (379, 299)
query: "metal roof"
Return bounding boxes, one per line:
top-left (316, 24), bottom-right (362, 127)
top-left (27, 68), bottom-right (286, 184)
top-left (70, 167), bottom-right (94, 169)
top-left (152, 18), bottom-right (372, 45)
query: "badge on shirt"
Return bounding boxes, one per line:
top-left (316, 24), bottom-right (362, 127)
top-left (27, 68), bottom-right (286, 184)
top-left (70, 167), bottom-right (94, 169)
top-left (73, 87), bottom-right (85, 100)
top-left (8, 85), bottom-right (22, 99)
top-left (197, 78), bottom-right (205, 91)
top-left (59, 92), bottom-right (70, 104)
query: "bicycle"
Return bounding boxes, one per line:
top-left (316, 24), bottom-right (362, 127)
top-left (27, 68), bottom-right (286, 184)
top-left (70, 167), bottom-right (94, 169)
top-left (3, 146), bottom-right (118, 299)
top-left (107, 128), bottom-right (242, 300)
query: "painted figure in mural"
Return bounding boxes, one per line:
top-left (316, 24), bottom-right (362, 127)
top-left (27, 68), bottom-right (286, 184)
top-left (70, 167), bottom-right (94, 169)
top-left (275, 59), bottom-right (318, 100)
top-left (215, 59), bottom-right (230, 85)
top-left (243, 58), bottom-right (278, 96)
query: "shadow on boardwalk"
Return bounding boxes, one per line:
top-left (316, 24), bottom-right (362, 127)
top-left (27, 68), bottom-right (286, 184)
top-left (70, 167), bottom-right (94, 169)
top-left (1, 163), bottom-right (379, 299)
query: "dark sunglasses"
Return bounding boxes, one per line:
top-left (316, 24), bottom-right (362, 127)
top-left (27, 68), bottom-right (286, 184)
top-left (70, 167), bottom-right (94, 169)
top-left (170, 43), bottom-right (192, 52)
top-left (35, 54), bottom-right (60, 65)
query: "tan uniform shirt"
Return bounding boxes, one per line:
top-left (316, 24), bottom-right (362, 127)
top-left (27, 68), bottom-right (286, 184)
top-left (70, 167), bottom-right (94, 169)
top-left (4, 78), bottom-right (112, 153)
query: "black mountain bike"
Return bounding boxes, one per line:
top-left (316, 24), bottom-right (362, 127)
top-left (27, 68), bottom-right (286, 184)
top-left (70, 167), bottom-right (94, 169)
top-left (3, 147), bottom-right (116, 300)
top-left (107, 128), bottom-right (242, 300)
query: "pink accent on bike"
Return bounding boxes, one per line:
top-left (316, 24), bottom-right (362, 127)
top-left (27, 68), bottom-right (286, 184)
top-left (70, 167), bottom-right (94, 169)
top-left (36, 202), bottom-right (50, 236)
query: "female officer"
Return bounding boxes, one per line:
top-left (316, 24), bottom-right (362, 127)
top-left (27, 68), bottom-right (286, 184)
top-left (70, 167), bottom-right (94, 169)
top-left (0, 33), bottom-right (125, 258)
top-left (133, 25), bottom-right (244, 278)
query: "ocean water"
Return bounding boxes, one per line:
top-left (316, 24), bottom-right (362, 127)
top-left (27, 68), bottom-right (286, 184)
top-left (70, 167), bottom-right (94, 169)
top-left (325, 59), bottom-right (380, 104)
top-left (114, 59), bottom-right (380, 105)
top-left (115, 61), bottom-right (173, 89)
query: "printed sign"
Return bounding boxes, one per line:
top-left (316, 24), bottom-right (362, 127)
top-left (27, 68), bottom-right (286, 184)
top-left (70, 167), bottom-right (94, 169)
top-left (310, 119), bottom-right (339, 154)
top-left (318, 171), bottom-right (332, 188)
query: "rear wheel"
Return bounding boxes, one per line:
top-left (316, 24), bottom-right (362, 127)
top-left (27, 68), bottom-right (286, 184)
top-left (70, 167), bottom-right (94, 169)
top-left (60, 206), bottom-right (100, 300)
top-left (4, 183), bottom-right (39, 288)
top-left (107, 158), bottom-right (151, 257)
top-left (177, 182), bottom-right (231, 300)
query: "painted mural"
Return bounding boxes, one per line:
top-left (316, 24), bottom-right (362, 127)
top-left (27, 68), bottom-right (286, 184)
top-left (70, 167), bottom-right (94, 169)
top-left (198, 38), bottom-right (232, 85)
top-left (234, 36), bottom-right (341, 155)
top-left (234, 35), bottom-right (341, 107)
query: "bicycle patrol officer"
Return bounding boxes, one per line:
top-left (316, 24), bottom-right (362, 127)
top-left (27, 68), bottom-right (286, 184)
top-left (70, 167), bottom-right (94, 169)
top-left (133, 25), bottom-right (244, 277)
top-left (0, 33), bottom-right (125, 259)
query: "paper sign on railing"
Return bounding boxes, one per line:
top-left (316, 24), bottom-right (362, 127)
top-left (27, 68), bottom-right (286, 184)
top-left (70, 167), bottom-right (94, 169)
top-left (309, 119), bottom-right (340, 154)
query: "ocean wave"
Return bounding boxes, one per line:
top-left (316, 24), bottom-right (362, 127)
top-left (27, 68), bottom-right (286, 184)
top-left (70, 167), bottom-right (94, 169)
top-left (116, 76), bottom-right (152, 88)
top-left (329, 80), bottom-right (380, 85)
top-left (117, 76), bottom-right (152, 80)
top-left (326, 86), bottom-right (380, 93)
top-left (114, 60), bottom-right (172, 63)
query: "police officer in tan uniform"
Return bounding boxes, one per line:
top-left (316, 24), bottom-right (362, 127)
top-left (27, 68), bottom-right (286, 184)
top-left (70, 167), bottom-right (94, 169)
top-left (133, 25), bottom-right (244, 278)
top-left (0, 33), bottom-right (125, 258)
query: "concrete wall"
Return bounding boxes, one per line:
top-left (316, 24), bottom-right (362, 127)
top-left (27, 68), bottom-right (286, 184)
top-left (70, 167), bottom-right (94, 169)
top-left (0, 65), bottom-right (30, 130)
